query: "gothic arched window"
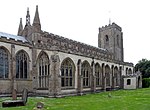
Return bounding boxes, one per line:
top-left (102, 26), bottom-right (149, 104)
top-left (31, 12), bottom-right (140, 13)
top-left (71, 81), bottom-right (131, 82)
top-left (16, 50), bottom-right (28, 79)
top-left (0, 47), bottom-right (9, 79)
top-left (38, 52), bottom-right (50, 89)
top-left (105, 65), bottom-right (110, 86)
top-left (82, 61), bottom-right (90, 88)
top-left (95, 63), bottom-right (101, 87)
top-left (61, 58), bottom-right (75, 89)
top-left (114, 67), bottom-right (119, 86)
top-left (128, 68), bottom-right (132, 74)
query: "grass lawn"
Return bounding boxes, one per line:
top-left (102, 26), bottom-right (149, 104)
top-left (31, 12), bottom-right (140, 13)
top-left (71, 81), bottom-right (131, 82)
top-left (1, 88), bottom-right (150, 110)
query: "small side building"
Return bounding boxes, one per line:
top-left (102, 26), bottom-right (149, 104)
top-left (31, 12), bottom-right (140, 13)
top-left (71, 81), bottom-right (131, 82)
top-left (123, 71), bottom-right (142, 89)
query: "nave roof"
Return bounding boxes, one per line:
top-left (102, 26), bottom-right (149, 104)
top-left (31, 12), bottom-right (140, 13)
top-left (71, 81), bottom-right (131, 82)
top-left (0, 32), bottom-right (28, 43)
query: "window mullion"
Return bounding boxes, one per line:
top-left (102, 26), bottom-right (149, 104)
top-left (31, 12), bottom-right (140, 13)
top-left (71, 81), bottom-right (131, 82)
top-left (18, 58), bottom-right (19, 78)
top-left (23, 56), bottom-right (24, 79)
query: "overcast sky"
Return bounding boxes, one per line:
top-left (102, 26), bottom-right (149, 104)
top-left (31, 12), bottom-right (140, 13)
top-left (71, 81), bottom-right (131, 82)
top-left (0, 0), bottom-right (149, 65)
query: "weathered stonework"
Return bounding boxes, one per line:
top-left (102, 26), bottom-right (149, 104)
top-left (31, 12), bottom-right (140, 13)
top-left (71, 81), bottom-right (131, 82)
top-left (0, 5), bottom-right (142, 97)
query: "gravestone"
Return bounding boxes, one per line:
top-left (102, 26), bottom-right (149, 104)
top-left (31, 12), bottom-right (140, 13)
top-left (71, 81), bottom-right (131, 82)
top-left (2, 88), bottom-right (28, 107)
top-left (22, 88), bottom-right (28, 105)
top-left (12, 89), bottom-right (17, 100)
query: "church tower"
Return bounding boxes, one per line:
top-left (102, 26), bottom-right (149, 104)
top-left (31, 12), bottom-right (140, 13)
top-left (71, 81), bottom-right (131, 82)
top-left (98, 23), bottom-right (124, 61)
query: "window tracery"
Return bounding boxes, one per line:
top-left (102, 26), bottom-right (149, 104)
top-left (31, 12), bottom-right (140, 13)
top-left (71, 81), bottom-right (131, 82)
top-left (16, 50), bottom-right (28, 79)
top-left (105, 65), bottom-right (110, 86)
top-left (61, 58), bottom-right (75, 89)
top-left (38, 52), bottom-right (49, 88)
top-left (0, 48), bottom-right (9, 79)
top-left (82, 61), bottom-right (90, 87)
top-left (95, 63), bottom-right (101, 86)
top-left (114, 67), bottom-right (119, 86)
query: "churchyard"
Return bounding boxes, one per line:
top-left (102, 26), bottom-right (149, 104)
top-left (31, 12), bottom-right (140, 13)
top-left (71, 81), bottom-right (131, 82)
top-left (0, 88), bottom-right (150, 110)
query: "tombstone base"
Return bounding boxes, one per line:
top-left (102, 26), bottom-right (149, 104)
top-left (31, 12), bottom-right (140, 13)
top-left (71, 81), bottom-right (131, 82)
top-left (2, 88), bottom-right (28, 107)
top-left (2, 100), bottom-right (25, 107)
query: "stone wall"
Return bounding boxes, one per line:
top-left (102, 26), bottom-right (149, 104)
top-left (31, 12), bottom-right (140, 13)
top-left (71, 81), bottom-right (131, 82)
top-left (123, 77), bottom-right (137, 89)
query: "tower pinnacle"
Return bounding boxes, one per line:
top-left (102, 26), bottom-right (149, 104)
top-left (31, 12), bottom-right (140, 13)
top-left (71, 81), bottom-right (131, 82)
top-left (33, 5), bottom-right (41, 32)
top-left (17, 18), bottom-right (23, 36)
top-left (26, 7), bottom-right (31, 26)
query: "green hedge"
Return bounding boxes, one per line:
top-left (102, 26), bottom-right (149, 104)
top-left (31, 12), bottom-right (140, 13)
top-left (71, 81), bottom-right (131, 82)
top-left (142, 78), bottom-right (150, 88)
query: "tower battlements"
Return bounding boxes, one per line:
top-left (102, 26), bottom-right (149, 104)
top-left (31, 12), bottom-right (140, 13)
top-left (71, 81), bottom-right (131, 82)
top-left (99, 22), bottom-right (122, 32)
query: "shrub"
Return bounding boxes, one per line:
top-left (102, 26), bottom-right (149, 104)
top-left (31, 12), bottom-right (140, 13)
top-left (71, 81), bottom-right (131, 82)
top-left (142, 78), bottom-right (150, 88)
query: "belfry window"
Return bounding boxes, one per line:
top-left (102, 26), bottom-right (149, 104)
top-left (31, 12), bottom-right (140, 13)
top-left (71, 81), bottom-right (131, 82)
top-left (61, 58), bottom-right (75, 89)
top-left (105, 35), bottom-right (109, 42)
top-left (0, 48), bottom-right (9, 79)
top-left (105, 35), bottom-right (109, 46)
top-left (38, 52), bottom-right (49, 89)
top-left (117, 35), bottom-right (119, 46)
top-left (16, 50), bottom-right (28, 79)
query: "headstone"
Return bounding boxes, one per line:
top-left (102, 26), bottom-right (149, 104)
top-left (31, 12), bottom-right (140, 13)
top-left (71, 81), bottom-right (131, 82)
top-left (12, 89), bottom-right (17, 100)
top-left (2, 88), bottom-right (28, 107)
top-left (22, 88), bottom-right (28, 105)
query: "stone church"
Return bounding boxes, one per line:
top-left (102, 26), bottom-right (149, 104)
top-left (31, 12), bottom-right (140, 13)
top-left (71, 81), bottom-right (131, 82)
top-left (0, 6), bottom-right (142, 97)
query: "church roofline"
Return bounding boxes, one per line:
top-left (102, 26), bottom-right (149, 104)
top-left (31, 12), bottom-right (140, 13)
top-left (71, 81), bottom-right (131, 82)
top-left (0, 32), bottom-right (28, 43)
top-left (43, 31), bottom-right (107, 52)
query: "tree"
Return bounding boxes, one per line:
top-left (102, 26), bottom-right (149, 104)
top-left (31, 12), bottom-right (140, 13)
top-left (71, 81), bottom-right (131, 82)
top-left (135, 59), bottom-right (150, 78)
